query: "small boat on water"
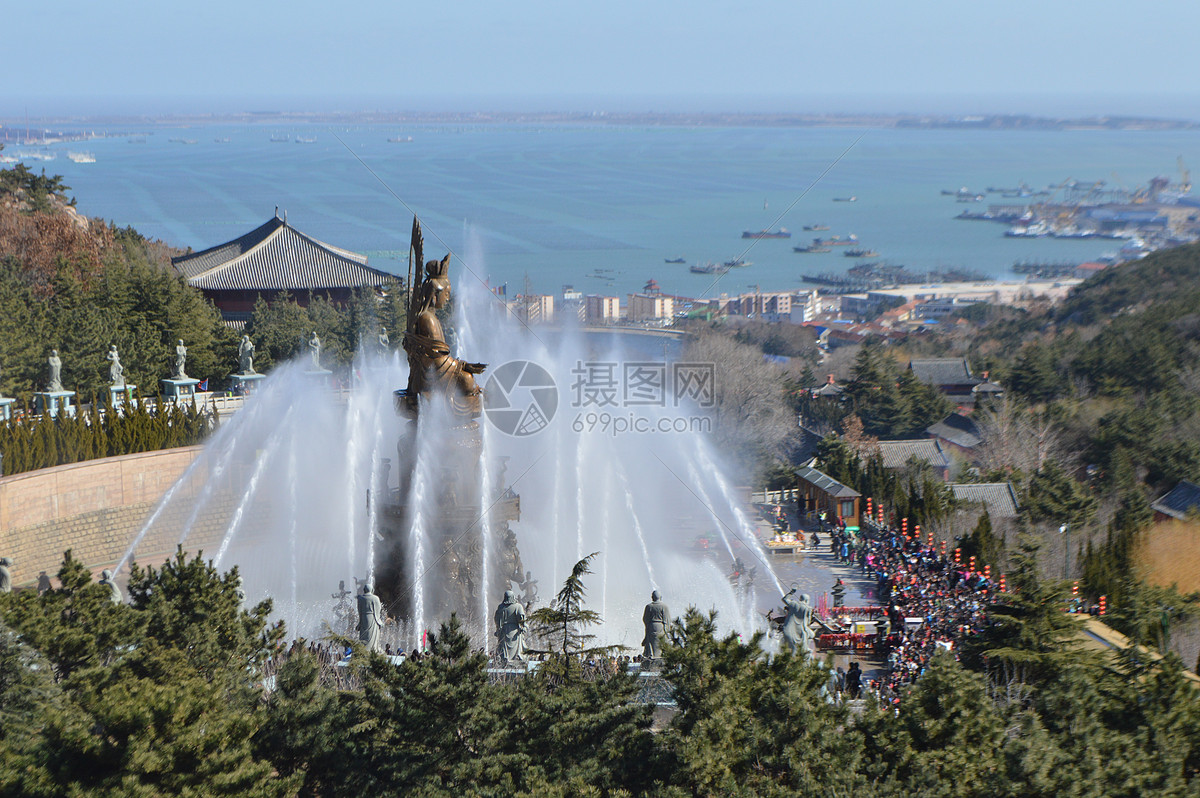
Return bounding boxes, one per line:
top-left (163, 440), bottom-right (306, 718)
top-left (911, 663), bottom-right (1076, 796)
top-left (814, 234), bottom-right (858, 247)
top-left (67, 152), bottom-right (95, 163)
top-left (691, 262), bottom-right (729, 275)
top-left (269, 135), bottom-right (289, 143)
top-left (295, 136), bottom-right (317, 144)
top-left (802, 224), bottom-right (830, 231)
top-left (214, 137), bottom-right (231, 143)
top-left (723, 258), bottom-right (753, 268)
top-left (833, 196), bottom-right (857, 202)
top-left (664, 257), bottom-right (686, 264)
top-left (741, 229), bottom-right (791, 239)
top-left (844, 249), bottom-right (879, 258)
top-left (388, 136), bottom-right (414, 143)
top-left (793, 245), bottom-right (831, 253)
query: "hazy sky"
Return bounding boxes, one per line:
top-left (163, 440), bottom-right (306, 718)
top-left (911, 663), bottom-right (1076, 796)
top-left (7, 0), bottom-right (1200, 117)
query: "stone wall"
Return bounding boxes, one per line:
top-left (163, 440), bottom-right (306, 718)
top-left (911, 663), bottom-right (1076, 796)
top-left (0, 447), bottom-right (230, 586)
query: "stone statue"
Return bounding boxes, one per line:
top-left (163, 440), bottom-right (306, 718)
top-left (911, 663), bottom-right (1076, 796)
top-left (401, 219), bottom-right (487, 420)
top-left (378, 326), bottom-right (390, 351)
top-left (234, 576), bottom-right (246, 611)
top-left (642, 590), bottom-right (670, 660)
top-left (357, 584), bottom-right (384, 653)
top-left (308, 331), bottom-right (321, 369)
top-left (238, 335), bottom-right (256, 374)
top-left (518, 570), bottom-right (539, 606)
top-left (780, 588), bottom-right (814, 657)
top-left (47, 350), bottom-right (63, 392)
top-left (37, 571), bottom-right (52, 595)
top-left (0, 557), bottom-right (12, 593)
top-left (99, 569), bottom-right (122, 604)
top-left (173, 339), bottom-right (188, 379)
top-left (107, 345), bottom-right (125, 388)
top-left (493, 589), bottom-right (526, 664)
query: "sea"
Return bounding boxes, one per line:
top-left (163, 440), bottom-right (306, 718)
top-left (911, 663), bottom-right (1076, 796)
top-left (29, 122), bottom-right (1200, 300)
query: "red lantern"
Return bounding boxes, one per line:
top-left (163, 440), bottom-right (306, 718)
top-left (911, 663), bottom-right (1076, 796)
top-left (984, 564), bottom-right (991, 578)
top-left (999, 573), bottom-right (1006, 593)
top-left (954, 548), bottom-right (961, 564)
top-left (866, 497), bottom-right (872, 515)
top-left (940, 540), bottom-right (947, 557)
top-left (1099, 595), bottom-right (1107, 616)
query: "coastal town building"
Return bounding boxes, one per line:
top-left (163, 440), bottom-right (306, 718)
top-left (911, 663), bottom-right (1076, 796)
top-left (909, 358), bottom-right (984, 405)
top-left (511, 294), bottom-right (555, 324)
top-left (627, 292), bottom-right (675, 323)
top-left (585, 295), bottom-right (620, 324)
top-left (171, 212), bottom-right (394, 325)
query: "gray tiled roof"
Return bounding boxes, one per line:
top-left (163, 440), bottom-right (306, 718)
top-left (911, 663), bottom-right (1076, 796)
top-left (796, 466), bottom-right (860, 498)
top-left (950, 482), bottom-right (1020, 518)
top-left (1151, 480), bottom-right (1200, 520)
top-left (172, 216), bottom-right (392, 292)
top-left (877, 439), bottom-right (949, 470)
top-left (926, 413), bottom-right (983, 449)
top-left (909, 358), bottom-right (982, 388)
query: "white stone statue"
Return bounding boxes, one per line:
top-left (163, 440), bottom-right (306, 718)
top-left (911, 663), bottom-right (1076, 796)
top-left (173, 339), bottom-right (188, 379)
top-left (238, 335), bottom-right (255, 374)
top-left (780, 589), bottom-right (814, 658)
top-left (0, 557), bottom-right (12, 593)
top-left (308, 331), bottom-right (321, 369)
top-left (47, 350), bottom-right (63, 392)
top-left (378, 327), bottom-right (389, 351)
top-left (107, 345), bottom-right (125, 388)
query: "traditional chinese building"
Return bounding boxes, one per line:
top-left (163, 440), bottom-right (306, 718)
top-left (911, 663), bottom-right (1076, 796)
top-left (171, 212), bottom-right (396, 324)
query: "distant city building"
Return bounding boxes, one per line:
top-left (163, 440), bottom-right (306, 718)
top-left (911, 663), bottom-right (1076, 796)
top-left (789, 290), bottom-right (820, 323)
top-left (515, 294), bottom-right (555, 324)
top-left (171, 212), bottom-right (394, 325)
top-left (585, 295), bottom-right (620, 324)
top-left (561, 285), bottom-right (585, 321)
top-left (627, 292), bottom-right (675, 323)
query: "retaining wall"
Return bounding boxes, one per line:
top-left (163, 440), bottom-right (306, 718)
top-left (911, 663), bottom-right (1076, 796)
top-left (0, 447), bottom-right (227, 586)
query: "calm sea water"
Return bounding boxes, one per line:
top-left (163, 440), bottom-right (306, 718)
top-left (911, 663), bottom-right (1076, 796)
top-left (40, 123), bottom-right (1200, 299)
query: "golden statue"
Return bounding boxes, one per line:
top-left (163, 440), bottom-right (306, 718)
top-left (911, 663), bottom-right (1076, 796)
top-left (400, 218), bottom-right (487, 421)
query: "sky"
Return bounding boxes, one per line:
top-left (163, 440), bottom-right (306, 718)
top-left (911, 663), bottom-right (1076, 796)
top-left (6, 0), bottom-right (1200, 118)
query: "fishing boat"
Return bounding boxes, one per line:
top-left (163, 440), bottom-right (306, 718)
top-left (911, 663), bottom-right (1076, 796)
top-left (833, 196), bottom-right (857, 202)
top-left (664, 257), bottom-right (686, 264)
top-left (388, 136), bottom-right (414, 143)
top-left (269, 135), bottom-right (289, 143)
top-left (691, 262), bottom-right (729, 275)
top-left (802, 224), bottom-right (830, 231)
top-left (844, 249), bottom-right (879, 258)
top-left (814, 234), bottom-right (858, 247)
top-left (793, 245), bottom-right (831, 253)
top-left (741, 229), bottom-right (791, 239)
top-left (295, 136), bottom-right (317, 144)
top-left (723, 258), bottom-right (753, 268)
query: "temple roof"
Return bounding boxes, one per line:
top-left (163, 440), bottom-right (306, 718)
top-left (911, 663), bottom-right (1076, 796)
top-left (172, 216), bottom-right (393, 292)
top-left (949, 482), bottom-right (1020, 519)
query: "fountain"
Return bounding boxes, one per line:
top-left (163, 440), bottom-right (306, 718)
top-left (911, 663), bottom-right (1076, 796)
top-left (123, 217), bottom-right (783, 651)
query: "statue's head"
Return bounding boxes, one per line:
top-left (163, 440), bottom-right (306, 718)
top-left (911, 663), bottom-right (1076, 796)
top-left (242, 335), bottom-right (249, 343)
top-left (651, 590), bottom-right (661, 602)
top-left (100, 569), bottom-right (113, 580)
top-left (0, 557), bottom-right (12, 567)
top-left (424, 255), bottom-right (452, 309)
top-left (178, 339), bottom-right (184, 346)
top-left (503, 589), bottom-right (515, 603)
top-left (51, 349), bottom-right (58, 356)
top-left (362, 584), bottom-right (372, 595)
top-left (799, 593), bottom-right (811, 604)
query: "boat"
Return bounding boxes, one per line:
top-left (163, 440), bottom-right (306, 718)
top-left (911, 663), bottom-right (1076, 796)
top-left (741, 229), bottom-right (791, 239)
top-left (388, 136), bottom-right (414, 143)
top-left (67, 152), bottom-right (96, 163)
top-left (295, 136), bottom-right (317, 144)
top-left (690, 262), bottom-right (729, 275)
top-left (814, 234), bottom-right (858, 246)
top-left (1004, 221), bottom-right (1051, 238)
top-left (802, 224), bottom-right (830, 231)
top-left (833, 196), bottom-right (857, 202)
top-left (793, 245), bottom-right (831, 253)
top-left (723, 258), bottom-right (753, 268)
top-left (214, 137), bottom-right (231, 143)
top-left (844, 249), bottom-right (879, 258)
top-left (269, 135), bottom-right (289, 143)
top-left (168, 138), bottom-right (197, 144)
top-left (664, 257), bottom-right (686, 264)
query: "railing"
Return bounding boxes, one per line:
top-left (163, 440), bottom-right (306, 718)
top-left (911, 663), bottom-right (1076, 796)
top-left (750, 488), bottom-right (799, 505)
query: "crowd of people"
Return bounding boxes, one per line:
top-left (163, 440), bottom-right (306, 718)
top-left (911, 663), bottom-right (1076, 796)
top-left (835, 520), bottom-right (994, 702)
